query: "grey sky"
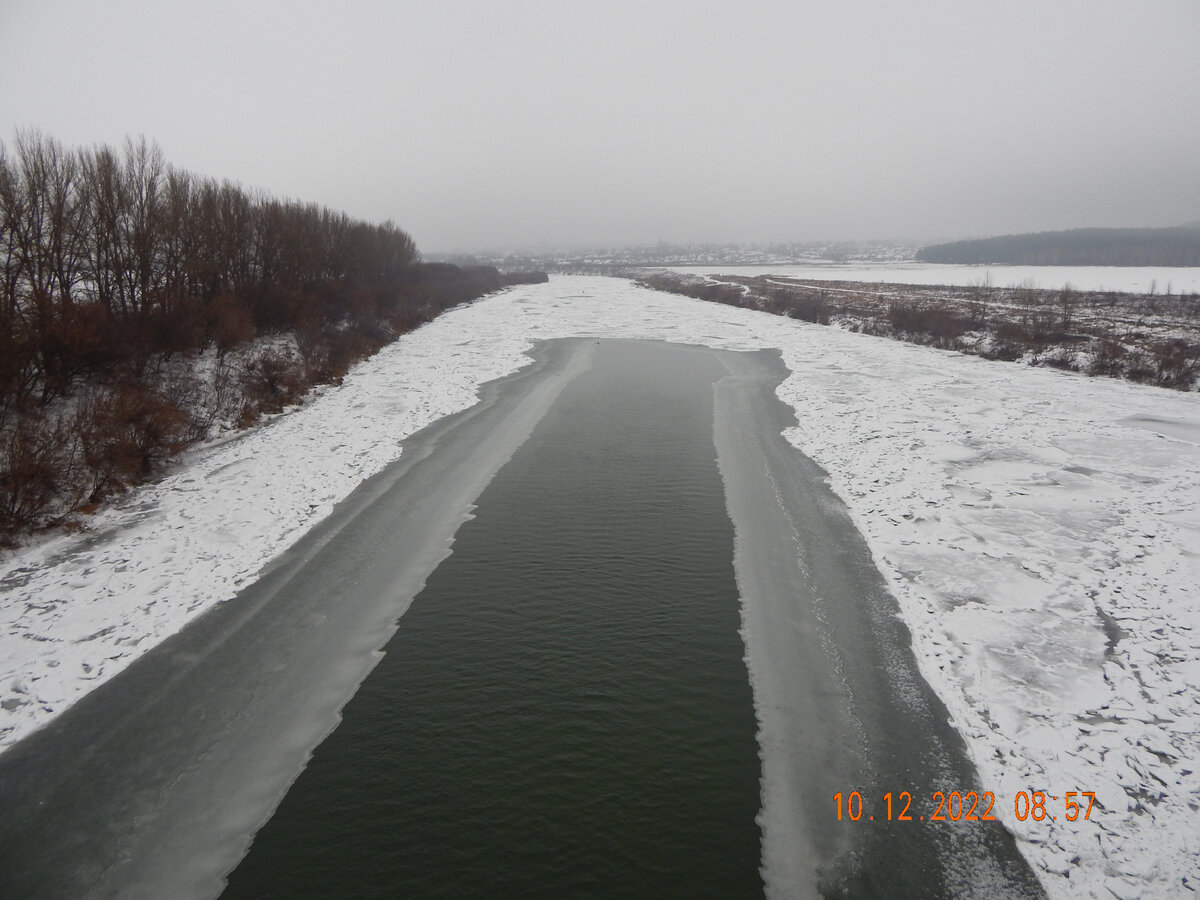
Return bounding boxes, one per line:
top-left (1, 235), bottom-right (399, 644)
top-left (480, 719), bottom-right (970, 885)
top-left (3, 0), bottom-right (1198, 253)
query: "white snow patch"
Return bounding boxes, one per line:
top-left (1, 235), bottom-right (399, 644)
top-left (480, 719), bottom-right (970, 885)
top-left (2, 276), bottom-right (1198, 898)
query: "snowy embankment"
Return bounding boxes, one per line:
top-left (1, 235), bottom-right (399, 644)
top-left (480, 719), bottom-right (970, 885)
top-left (2, 275), bottom-right (1197, 898)
top-left (667, 262), bottom-right (1200, 294)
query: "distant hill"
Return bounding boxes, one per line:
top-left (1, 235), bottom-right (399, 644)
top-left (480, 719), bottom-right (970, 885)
top-left (918, 225), bottom-right (1200, 266)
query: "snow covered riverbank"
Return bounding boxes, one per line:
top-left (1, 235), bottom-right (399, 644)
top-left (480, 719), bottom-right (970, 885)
top-left (667, 262), bottom-right (1200, 294)
top-left (2, 275), bottom-right (1197, 898)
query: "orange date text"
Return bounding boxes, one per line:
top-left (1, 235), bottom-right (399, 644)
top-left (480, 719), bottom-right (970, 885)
top-left (833, 790), bottom-right (1097, 823)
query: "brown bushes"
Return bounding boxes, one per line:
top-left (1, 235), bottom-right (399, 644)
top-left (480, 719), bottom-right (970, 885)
top-left (786, 295), bottom-right (831, 324)
top-left (1150, 340), bottom-right (1200, 388)
top-left (760, 288), bottom-right (830, 323)
top-left (0, 416), bottom-right (72, 536)
top-left (208, 294), bottom-right (257, 355)
top-left (77, 385), bottom-right (196, 502)
top-left (0, 383), bottom-right (195, 538)
top-left (885, 301), bottom-right (971, 348)
top-left (1089, 339), bottom-right (1127, 377)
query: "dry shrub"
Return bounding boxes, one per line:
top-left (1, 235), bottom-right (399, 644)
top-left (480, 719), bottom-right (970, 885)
top-left (1126, 353), bottom-right (1157, 383)
top-left (195, 355), bottom-right (244, 431)
top-left (764, 288), bottom-right (830, 324)
top-left (76, 384), bottom-right (193, 502)
top-left (977, 321), bottom-right (1031, 361)
top-left (1036, 351), bottom-right (1080, 372)
top-left (208, 293), bottom-right (256, 355)
top-left (887, 301), bottom-right (968, 347)
top-left (0, 414), bottom-right (72, 539)
top-left (980, 340), bottom-right (1025, 362)
top-left (324, 324), bottom-right (387, 380)
top-left (239, 345), bottom-right (306, 419)
top-left (156, 364), bottom-right (219, 443)
top-left (1151, 340), bottom-right (1200, 389)
top-left (387, 302), bottom-right (437, 335)
top-left (294, 325), bottom-right (333, 384)
top-left (1089, 338), bottom-right (1127, 377)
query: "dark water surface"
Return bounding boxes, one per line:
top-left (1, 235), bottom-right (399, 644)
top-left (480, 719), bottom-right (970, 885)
top-left (221, 340), bottom-right (765, 899)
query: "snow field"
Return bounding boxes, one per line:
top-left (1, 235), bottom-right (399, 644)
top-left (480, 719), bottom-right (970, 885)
top-left (2, 275), bottom-right (1197, 898)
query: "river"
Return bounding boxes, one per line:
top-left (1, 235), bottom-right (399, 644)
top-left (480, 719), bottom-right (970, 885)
top-left (0, 339), bottom-right (1045, 899)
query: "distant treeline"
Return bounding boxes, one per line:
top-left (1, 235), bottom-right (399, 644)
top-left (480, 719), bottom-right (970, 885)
top-left (918, 226), bottom-right (1200, 267)
top-left (0, 130), bottom-right (544, 542)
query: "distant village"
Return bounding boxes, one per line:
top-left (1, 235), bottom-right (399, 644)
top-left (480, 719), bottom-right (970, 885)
top-left (430, 240), bottom-right (920, 271)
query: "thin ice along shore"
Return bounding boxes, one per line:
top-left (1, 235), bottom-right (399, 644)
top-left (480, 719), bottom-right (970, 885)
top-left (1, 276), bottom-right (1198, 899)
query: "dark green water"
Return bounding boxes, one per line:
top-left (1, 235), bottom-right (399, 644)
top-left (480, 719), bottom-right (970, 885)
top-left (221, 341), bottom-right (765, 898)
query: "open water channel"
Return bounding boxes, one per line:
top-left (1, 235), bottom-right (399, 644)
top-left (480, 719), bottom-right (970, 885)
top-left (0, 339), bottom-right (1045, 898)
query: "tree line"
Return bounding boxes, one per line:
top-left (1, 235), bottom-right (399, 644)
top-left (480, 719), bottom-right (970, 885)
top-left (917, 226), bottom-right (1200, 267)
top-left (0, 130), bottom-right (544, 543)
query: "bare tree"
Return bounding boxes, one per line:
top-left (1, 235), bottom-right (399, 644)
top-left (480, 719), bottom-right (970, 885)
top-left (1059, 283), bottom-right (1077, 333)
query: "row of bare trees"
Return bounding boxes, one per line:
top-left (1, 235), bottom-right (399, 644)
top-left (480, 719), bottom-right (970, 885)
top-left (1, 130), bottom-right (539, 543)
top-left (1, 131), bottom-right (423, 412)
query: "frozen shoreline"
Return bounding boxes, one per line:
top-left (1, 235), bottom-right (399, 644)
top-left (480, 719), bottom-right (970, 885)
top-left (713, 345), bottom-right (1043, 898)
top-left (3, 275), bottom-right (1198, 898)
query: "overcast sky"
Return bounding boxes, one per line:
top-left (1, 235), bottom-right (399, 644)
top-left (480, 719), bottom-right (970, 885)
top-left (3, 0), bottom-right (1198, 253)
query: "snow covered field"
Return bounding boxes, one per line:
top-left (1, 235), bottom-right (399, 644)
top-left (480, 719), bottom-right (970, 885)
top-left (2, 275), bottom-right (1197, 898)
top-left (668, 262), bottom-right (1200, 295)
